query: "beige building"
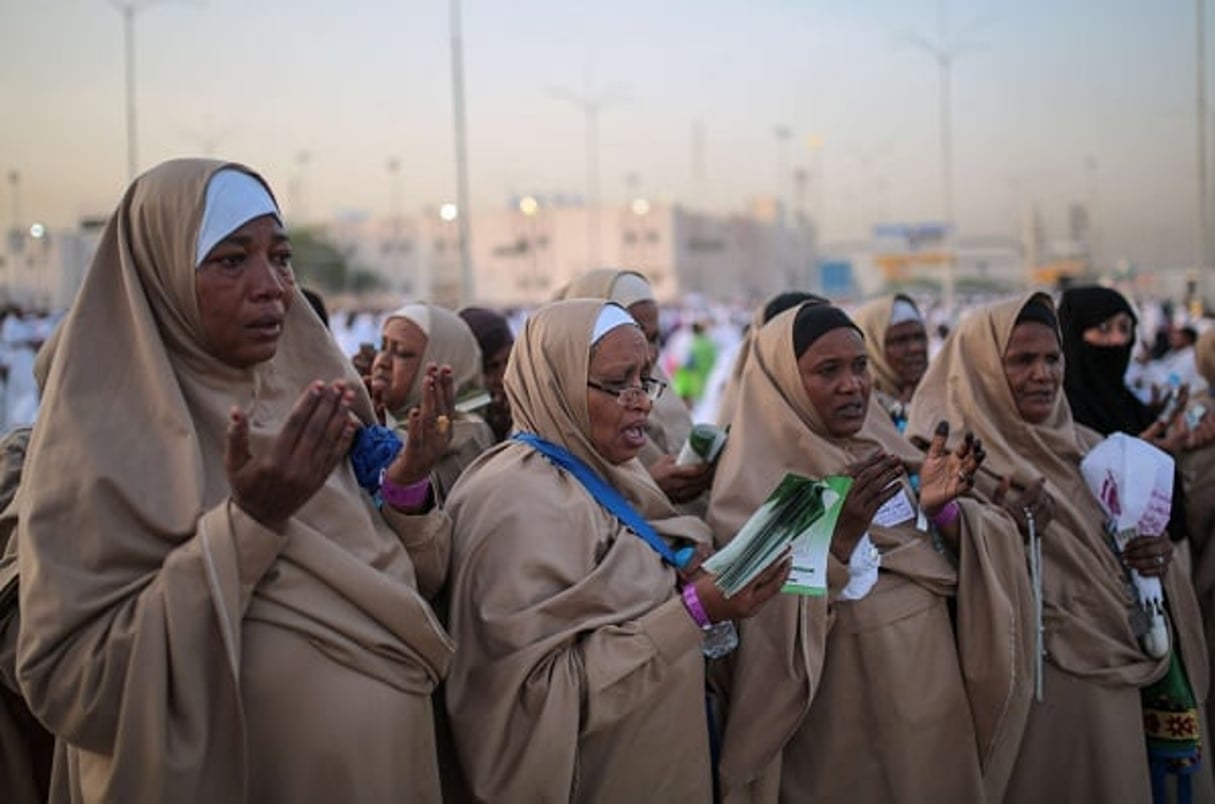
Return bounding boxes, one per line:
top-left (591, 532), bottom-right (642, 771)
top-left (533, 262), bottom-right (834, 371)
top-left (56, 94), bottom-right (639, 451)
top-left (325, 197), bottom-right (815, 308)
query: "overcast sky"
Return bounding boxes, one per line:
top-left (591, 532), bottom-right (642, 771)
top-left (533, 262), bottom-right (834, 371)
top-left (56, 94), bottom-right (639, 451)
top-left (1, 0), bottom-right (1208, 266)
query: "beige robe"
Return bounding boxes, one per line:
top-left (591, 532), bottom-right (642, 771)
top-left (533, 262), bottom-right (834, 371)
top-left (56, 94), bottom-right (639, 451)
top-left (708, 303), bottom-right (1031, 803)
top-left (445, 300), bottom-right (714, 803)
top-left (907, 291), bottom-right (1211, 804)
top-left (15, 159), bottom-right (453, 803)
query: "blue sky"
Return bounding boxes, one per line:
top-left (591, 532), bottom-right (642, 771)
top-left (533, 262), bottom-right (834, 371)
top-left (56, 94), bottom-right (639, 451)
top-left (0, 0), bottom-right (1208, 266)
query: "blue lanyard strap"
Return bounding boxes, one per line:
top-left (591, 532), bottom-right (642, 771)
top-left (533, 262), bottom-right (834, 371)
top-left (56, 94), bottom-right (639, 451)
top-left (512, 432), bottom-right (691, 569)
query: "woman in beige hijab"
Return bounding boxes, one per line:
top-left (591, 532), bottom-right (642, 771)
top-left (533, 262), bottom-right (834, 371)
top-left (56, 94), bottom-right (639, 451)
top-left (907, 292), bottom-right (1209, 804)
top-left (557, 268), bottom-right (712, 506)
top-left (16, 159), bottom-right (457, 803)
top-left (852, 293), bottom-right (929, 430)
top-left (708, 301), bottom-right (1034, 803)
top-left (444, 299), bottom-right (787, 803)
top-left (369, 301), bottom-right (495, 502)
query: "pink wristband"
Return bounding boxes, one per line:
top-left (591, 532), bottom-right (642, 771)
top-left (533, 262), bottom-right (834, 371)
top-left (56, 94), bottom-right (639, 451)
top-left (929, 500), bottom-right (960, 529)
top-left (681, 583), bottom-right (712, 628)
top-left (380, 469), bottom-right (431, 510)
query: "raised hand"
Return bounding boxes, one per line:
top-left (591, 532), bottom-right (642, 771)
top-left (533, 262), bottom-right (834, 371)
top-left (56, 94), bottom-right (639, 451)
top-left (918, 420), bottom-right (984, 517)
top-left (991, 476), bottom-right (1055, 541)
top-left (833, 452), bottom-right (905, 561)
top-left (384, 362), bottom-right (457, 487)
top-left (226, 380), bottom-right (359, 532)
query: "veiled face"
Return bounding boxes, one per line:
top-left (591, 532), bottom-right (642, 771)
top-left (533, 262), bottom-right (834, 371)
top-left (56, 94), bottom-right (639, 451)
top-left (1082, 311), bottom-right (1134, 347)
top-left (586, 325), bottom-right (652, 465)
top-left (195, 214), bottom-right (295, 368)
top-left (371, 317), bottom-right (428, 412)
top-left (1003, 321), bottom-right (1063, 424)
top-left (796, 327), bottom-right (871, 438)
top-left (885, 320), bottom-right (929, 388)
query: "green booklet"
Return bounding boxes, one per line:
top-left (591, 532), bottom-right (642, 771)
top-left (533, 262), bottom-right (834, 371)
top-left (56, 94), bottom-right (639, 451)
top-left (675, 423), bottom-right (728, 466)
top-left (704, 473), bottom-right (852, 597)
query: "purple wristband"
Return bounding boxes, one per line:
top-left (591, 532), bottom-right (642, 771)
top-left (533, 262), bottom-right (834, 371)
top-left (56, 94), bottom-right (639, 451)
top-left (681, 583), bottom-right (712, 628)
top-left (929, 500), bottom-right (960, 529)
top-left (380, 469), bottom-right (431, 510)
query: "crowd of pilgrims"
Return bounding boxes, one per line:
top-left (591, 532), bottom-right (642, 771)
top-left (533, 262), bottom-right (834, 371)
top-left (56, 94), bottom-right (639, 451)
top-left (4, 158), bottom-right (1215, 803)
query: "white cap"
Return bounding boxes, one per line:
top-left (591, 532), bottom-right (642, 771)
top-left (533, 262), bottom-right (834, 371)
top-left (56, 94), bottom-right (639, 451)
top-left (195, 169), bottom-right (280, 267)
top-left (591, 303), bottom-right (639, 345)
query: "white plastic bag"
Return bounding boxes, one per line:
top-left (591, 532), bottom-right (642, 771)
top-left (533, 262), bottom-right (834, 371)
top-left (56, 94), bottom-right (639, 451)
top-left (1079, 432), bottom-right (1173, 658)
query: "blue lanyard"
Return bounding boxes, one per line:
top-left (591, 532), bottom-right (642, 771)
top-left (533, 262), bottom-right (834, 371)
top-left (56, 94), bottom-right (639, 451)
top-left (512, 432), bottom-right (692, 569)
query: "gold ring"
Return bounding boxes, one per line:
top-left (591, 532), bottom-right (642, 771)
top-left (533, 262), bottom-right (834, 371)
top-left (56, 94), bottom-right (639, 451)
top-left (435, 414), bottom-right (450, 435)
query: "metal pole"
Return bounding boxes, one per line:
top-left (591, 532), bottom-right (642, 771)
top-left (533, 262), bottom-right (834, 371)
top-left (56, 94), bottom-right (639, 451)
top-left (1198, 0), bottom-right (1209, 309)
top-left (123, 5), bottom-right (137, 181)
top-left (940, 50), bottom-right (955, 312)
top-left (8, 171), bottom-right (20, 234)
top-left (450, 0), bottom-right (474, 304)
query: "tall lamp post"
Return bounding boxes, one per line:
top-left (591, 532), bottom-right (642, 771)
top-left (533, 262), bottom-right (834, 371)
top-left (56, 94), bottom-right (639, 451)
top-left (547, 70), bottom-right (625, 270)
top-left (901, 1), bottom-right (984, 313)
top-left (449, 0), bottom-right (474, 304)
top-left (108, 0), bottom-right (186, 181)
top-left (1197, 0), bottom-right (1210, 310)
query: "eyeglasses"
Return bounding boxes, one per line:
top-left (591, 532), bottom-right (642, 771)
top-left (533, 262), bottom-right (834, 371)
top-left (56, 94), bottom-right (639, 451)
top-left (587, 376), bottom-right (667, 406)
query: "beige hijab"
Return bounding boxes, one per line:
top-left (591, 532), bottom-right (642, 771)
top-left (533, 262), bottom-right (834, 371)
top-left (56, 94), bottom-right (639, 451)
top-left (444, 299), bottom-right (711, 800)
top-left (708, 302), bottom-right (970, 786)
top-left (907, 292), bottom-right (1204, 691)
top-left (555, 268), bottom-right (692, 460)
top-left (852, 293), bottom-right (919, 402)
top-left (16, 160), bottom-right (451, 800)
top-left (384, 302), bottom-right (488, 419)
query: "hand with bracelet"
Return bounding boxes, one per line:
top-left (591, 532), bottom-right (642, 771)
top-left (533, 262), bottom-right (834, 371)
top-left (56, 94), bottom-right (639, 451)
top-left (918, 420), bottom-right (986, 550)
top-left (381, 362), bottom-right (456, 512)
top-left (682, 553), bottom-right (792, 626)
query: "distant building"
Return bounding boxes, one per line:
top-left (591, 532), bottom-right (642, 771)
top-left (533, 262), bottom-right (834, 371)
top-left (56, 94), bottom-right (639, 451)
top-left (322, 197), bottom-right (817, 307)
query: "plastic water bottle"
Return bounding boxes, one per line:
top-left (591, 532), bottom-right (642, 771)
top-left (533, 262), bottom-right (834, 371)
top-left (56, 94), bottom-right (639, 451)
top-left (701, 620), bottom-right (739, 659)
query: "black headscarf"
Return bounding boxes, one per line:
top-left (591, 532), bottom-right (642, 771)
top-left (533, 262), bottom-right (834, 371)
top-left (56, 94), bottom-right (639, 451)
top-left (1059, 287), bottom-right (1189, 542)
top-left (1058, 286), bottom-right (1153, 436)
top-left (792, 303), bottom-right (862, 359)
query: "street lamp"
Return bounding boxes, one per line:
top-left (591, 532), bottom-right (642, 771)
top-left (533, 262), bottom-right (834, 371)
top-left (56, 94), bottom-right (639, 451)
top-left (449, 0), bottom-right (474, 304)
top-left (547, 69), bottom-right (626, 270)
top-left (519, 196), bottom-right (540, 291)
top-left (1196, 0), bottom-right (1210, 309)
top-left (107, 0), bottom-right (192, 181)
top-left (900, 0), bottom-right (986, 313)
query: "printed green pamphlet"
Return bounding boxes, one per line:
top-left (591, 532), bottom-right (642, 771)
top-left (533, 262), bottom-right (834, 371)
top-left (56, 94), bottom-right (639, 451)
top-left (703, 473), bottom-right (852, 597)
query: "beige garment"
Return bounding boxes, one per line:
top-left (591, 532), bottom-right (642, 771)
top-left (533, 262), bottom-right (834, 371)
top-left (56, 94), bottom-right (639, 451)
top-left (907, 291), bottom-right (1210, 803)
top-left (445, 299), bottom-right (713, 803)
top-left (852, 293), bottom-right (917, 403)
top-left (16, 159), bottom-right (453, 803)
top-left (385, 302), bottom-right (495, 504)
top-left (0, 427), bottom-right (51, 804)
top-left (1181, 399), bottom-right (1215, 718)
top-left (555, 268), bottom-right (694, 466)
top-left (708, 302), bottom-right (1027, 803)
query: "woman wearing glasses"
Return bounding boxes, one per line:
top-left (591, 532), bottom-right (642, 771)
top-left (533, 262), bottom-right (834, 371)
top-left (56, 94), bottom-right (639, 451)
top-left (442, 300), bottom-right (788, 802)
